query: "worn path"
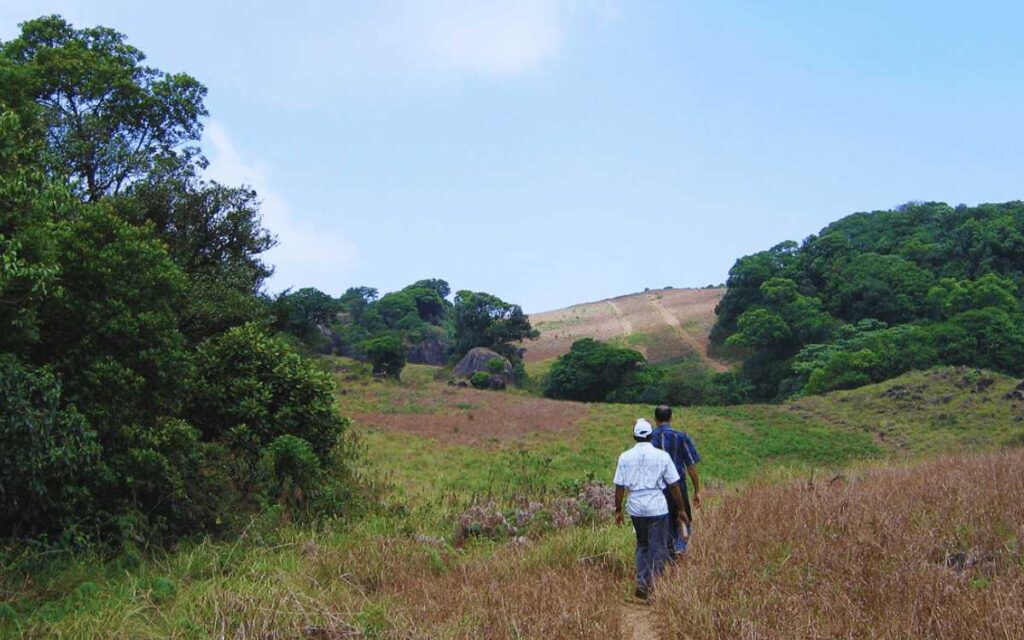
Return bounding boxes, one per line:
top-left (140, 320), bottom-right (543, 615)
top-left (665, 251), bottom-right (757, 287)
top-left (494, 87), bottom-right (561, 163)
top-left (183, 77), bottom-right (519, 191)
top-left (647, 295), bottom-right (729, 372)
top-left (620, 602), bottom-right (658, 640)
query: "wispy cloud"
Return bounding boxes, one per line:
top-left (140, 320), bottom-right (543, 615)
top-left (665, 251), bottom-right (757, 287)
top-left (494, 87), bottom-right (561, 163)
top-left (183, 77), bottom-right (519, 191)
top-left (186, 0), bottom-right (620, 105)
top-left (203, 120), bottom-right (356, 294)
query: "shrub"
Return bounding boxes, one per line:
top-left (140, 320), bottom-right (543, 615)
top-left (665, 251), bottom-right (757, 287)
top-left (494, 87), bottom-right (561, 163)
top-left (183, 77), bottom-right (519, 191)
top-left (190, 324), bottom-right (346, 461)
top-left (469, 371), bottom-right (491, 389)
top-left (362, 334), bottom-right (406, 378)
top-left (0, 355), bottom-right (98, 537)
top-left (543, 338), bottom-right (645, 401)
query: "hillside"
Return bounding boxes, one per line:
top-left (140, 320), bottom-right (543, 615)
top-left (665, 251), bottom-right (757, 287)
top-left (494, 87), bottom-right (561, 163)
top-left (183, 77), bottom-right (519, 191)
top-left (523, 287), bottom-right (729, 370)
top-left (6, 363), bottom-right (1024, 638)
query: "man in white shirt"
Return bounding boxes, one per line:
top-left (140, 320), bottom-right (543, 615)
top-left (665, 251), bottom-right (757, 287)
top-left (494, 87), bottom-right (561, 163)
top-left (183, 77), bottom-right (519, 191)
top-left (614, 418), bottom-right (689, 600)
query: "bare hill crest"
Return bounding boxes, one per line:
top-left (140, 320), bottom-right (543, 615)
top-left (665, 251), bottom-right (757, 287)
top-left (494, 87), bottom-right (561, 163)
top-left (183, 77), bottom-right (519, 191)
top-left (523, 287), bottom-right (730, 370)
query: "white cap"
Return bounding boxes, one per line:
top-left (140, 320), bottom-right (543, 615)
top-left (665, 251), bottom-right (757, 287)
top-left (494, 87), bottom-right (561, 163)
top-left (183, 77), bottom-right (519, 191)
top-left (633, 418), bottom-right (653, 438)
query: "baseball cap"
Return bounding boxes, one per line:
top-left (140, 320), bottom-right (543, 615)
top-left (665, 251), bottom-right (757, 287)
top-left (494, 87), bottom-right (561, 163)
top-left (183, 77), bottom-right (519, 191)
top-left (633, 418), bottom-right (653, 438)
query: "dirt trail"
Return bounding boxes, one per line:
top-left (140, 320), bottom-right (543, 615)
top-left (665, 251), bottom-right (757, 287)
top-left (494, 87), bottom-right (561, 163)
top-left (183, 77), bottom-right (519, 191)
top-left (607, 299), bottom-right (635, 335)
top-left (620, 602), bottom-right (658, 640)
top-left (647, 295), bottom-right (729, 372)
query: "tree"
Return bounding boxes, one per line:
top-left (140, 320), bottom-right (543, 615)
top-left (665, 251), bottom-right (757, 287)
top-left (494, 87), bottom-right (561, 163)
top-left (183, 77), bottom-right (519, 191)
top-left (32, 205), bottom-right (190, 437)
top-left (0, 355), bottom-right (97, 537)
top-left (116, 171), bottom-right (276, 342)
top-left (362, 334), bottom-right (406, 378)
top-left (0, 15), bottom-right (208, 201)
top-left (0, 108), bottom-right (64, 354)
top-left (543, 338), bottom-right (645, 402)
top-left (272, 287), bottom-right (341, 352)
top-left (451, 290), bottom-right (538, 362)
top-left (188, 323), bottom-right (349, 466)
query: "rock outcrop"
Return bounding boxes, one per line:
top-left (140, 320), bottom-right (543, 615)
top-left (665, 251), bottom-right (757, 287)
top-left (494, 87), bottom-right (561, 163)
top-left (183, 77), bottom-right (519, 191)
top-left (453, 347), bottom-right (514, 383)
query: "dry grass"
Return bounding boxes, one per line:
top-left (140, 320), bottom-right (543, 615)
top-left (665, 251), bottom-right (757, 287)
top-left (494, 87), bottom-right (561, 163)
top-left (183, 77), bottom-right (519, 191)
top-left (523, 288), bottom-right (727, 367)
top-left (653, 448), bottom-right (1024, 639)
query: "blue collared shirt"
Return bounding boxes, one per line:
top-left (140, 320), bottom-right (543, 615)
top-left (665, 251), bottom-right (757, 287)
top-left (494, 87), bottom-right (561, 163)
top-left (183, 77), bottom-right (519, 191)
top-left (651, 424), bottom-right (701, 479)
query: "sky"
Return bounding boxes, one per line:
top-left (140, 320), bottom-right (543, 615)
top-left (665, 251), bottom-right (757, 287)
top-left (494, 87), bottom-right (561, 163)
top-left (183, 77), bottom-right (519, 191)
top-left (3, 1), bottom-right (1023, 312)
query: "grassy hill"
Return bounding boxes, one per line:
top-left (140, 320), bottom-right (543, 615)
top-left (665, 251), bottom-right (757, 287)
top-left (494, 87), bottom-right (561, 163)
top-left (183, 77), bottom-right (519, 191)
top-left (4, 363), bottom-right (1023, 638)
top-left (523, 288), bottom-right (730, 372)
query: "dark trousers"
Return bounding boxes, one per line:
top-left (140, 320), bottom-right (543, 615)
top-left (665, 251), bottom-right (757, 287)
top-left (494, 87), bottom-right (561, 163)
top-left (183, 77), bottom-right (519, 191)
top-left (664, 483), bottom-right (692, 555)
top-left (631, 514), bottom-right (670, 592)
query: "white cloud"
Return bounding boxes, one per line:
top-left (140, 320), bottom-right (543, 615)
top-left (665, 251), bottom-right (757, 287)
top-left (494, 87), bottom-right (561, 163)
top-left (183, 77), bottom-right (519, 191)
top-left (412, 0), bottom-right (563, 75)
top-left (203, 121), bottom-right (356, 294)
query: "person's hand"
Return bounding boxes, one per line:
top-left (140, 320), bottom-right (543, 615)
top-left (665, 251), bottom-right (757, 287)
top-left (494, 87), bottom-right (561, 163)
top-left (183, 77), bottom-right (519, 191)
top-left (678, 517), bottom-right (691, 541)
top-left (614, 511), bottom-right (624, 526)
top-left (692, 491), bottom-right (702, 509)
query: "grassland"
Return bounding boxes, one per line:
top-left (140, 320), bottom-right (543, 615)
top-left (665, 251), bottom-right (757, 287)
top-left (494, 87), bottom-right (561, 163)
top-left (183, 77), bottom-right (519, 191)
top-left (522, 288), bottom-right (729, 369)
top-left (2, 364), bottom-right (1023, 638)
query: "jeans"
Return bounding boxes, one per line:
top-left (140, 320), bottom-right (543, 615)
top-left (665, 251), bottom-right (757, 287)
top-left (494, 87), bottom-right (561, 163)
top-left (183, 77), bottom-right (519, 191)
top-left (631, 514), bottom-right (670, 592)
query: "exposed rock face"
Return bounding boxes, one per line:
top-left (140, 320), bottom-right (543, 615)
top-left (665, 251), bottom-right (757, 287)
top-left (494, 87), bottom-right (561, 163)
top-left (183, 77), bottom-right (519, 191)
top-left (407, 333), bottom-right (448, 365)
top-left (314, 323), bottom-right (341, 355)
top-left (453, 347), bottom-right (514, 383)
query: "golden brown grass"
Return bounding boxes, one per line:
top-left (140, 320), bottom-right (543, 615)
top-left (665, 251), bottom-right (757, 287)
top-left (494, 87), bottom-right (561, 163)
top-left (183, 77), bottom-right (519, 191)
top-left (523, 287), bottom-right (727, 367)
top-left (653, 448), bottom-right (1024, 639)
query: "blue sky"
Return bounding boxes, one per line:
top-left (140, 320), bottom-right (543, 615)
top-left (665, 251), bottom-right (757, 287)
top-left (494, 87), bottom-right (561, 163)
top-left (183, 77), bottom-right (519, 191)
top-left (3, 1), bottom-right (1023, 312)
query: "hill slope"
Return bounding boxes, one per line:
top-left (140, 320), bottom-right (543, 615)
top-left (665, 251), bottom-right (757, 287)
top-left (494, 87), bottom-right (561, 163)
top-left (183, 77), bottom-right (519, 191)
top-left (524, 287), bottom-right (729, 370)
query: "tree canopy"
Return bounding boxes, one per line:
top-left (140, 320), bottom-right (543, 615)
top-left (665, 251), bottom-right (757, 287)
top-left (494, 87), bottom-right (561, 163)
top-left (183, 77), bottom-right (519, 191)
top-left (712, 201), bottom-right (1024, 399)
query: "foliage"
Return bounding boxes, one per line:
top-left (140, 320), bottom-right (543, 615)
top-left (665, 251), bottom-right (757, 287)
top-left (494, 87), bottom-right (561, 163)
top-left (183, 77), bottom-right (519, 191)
top-left (469, 371), bottom-right (491, 390)
top-left (362, 333), bottom-right (406, 378)
top-left (543, 338), bottom-right (645, 402)
top-left (0, 15), bottom-right (208, 201)
top-left (271, 287), bottom-right (341, 353)
top-left (0, 355), bottom-right (97, 537)
top-left (0, 108), bottom-right (63, 355)
top-left (713, 201), bottom-right (1024, 398)
top-left (451, 289), bottom-right (538, 364)
top-left (0, 15), bottom-right (363, 546)
top-left (189, 323), bottom-right (347, 466)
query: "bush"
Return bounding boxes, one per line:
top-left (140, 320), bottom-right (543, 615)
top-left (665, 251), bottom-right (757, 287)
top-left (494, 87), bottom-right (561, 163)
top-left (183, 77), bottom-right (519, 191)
top-left (470, 371), bottom-right (491, 389)
top-left (189, 323), bottom-right (349, 471)
top-left (0, 355), bottom-right (98, 537)
top-left (362, 334), bottom-right (406, 378)
top-left (543, 338), bottom-right (645, 402)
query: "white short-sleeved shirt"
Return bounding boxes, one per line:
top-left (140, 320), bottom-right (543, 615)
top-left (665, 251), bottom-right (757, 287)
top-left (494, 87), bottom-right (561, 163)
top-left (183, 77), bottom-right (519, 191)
top-left (613, 442), bottom-right (681, 517)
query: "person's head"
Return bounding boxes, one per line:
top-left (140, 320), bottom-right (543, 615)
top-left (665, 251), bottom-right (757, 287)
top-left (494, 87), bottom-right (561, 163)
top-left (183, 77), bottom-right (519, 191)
top-left (633, 418), bottom-right (653, 442)
top-left (654, 405), bottom-right (672, 424)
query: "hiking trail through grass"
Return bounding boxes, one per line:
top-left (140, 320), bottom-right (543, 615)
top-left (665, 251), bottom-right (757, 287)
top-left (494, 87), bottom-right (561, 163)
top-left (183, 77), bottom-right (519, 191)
top-left (621, 601), bottom-right (658, 640)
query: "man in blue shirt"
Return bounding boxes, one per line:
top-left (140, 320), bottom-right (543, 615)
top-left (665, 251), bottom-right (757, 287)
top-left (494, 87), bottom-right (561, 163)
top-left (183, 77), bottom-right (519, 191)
top-left (651, 405), bottom-right (702, 557)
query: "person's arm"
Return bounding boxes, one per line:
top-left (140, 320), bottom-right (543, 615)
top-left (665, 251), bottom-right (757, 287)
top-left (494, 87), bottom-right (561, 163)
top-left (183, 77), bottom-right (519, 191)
top-left (687, 464), bottom-right (702, 509)
top-left (614, 485), bottom-right (626, 525)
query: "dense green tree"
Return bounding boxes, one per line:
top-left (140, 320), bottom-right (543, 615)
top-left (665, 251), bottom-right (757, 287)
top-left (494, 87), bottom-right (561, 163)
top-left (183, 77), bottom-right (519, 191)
top-left (272, 287), bottom-right (341, 352)
top-left (116, 171), bottom-right (276, 342)
top-left (188, 323), bottom-right (347, 466)
top-left (0, 109), bottom-right (64, 354)
top-left (0, 355), bottom-right (97, 537)
top-left (362, 333), bottom-right (406, 378)
top-left (0, 15), bottom-right (207, 201)
top-left (451, 290), bottom-right (538, 362)
top-left (543, 338), bottom-right (645, 402)
top-left (32, 205), bottom-right (190, 436)
top-left (714, 201), bottom-right (1024, 399)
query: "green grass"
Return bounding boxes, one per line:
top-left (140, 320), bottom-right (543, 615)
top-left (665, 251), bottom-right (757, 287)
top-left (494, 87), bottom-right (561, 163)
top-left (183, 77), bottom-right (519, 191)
top-left (5, 365), bottom-right (1023, 637)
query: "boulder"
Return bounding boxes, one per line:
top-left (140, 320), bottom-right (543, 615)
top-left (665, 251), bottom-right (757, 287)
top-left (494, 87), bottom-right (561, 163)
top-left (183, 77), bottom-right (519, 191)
top-left (407, 333), bottom-right (448, 365)
top-left (453, 347), bottom-right (514, 383)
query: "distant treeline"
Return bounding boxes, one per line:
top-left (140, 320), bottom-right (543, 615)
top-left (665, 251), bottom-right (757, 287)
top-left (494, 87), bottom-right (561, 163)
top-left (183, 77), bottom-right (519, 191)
top-left (712, 201), bottom-right (1024, 400)
top-left (270, 282), bottom-right (537, 378)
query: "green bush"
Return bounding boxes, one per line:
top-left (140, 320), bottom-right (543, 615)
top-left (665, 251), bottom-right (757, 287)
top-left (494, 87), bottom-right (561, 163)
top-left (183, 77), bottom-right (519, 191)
top-left (544, 338), bottom-right (646, 402)
top-left (362, 334), bottom-right (406, 378)
top-left (189, 324), bottom-right (348, 466)
top-left (470, 371), bottom-right (491, 389)
top-left (0, 355), bottom-right (98, 537)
